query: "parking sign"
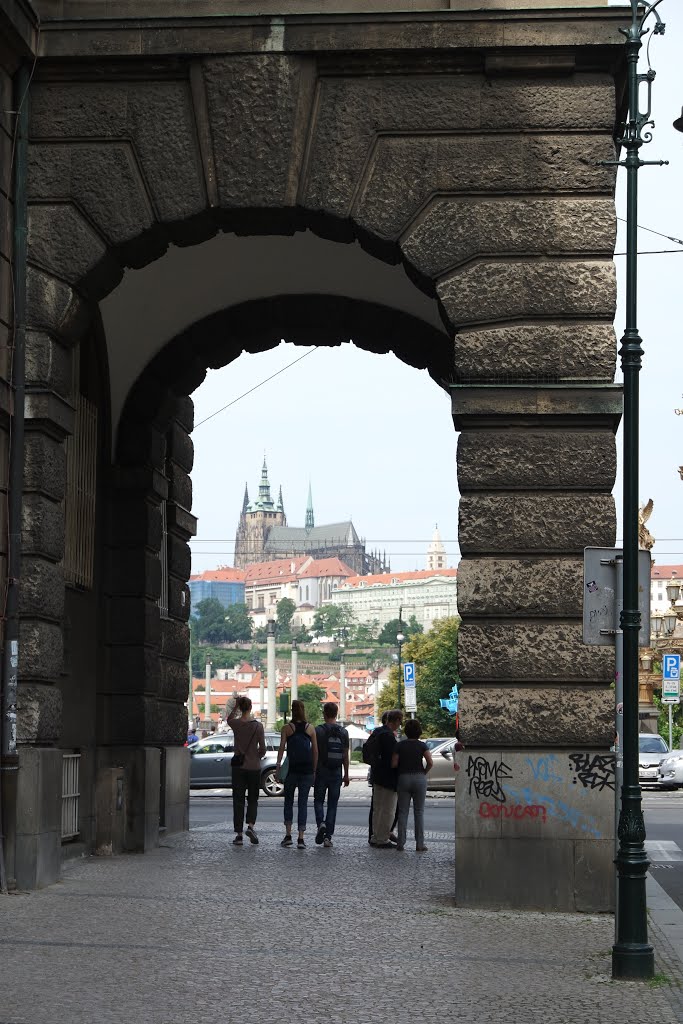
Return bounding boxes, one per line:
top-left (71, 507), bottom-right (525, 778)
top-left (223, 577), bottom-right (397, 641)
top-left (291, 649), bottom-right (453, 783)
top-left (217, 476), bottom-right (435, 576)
top-left (403, 663), bottom-right (415, 686)
top-left (662, 654), bottom-right (681, 703)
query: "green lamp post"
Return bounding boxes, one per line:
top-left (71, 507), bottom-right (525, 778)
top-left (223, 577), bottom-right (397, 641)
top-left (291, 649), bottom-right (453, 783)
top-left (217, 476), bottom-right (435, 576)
top-left (607, 0), bottom-right (668, 981)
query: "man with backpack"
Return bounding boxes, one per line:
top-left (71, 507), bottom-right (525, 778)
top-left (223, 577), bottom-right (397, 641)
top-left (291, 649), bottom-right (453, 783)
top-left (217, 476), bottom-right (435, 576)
top-left (367, 709), bottom-right (403, 847)
top-left (314, 702), bottom-right (350, 848)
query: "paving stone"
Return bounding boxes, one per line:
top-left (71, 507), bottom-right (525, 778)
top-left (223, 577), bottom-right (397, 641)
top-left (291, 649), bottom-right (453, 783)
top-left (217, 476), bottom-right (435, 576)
top-left (0, 824), bottom-right (680, 1024)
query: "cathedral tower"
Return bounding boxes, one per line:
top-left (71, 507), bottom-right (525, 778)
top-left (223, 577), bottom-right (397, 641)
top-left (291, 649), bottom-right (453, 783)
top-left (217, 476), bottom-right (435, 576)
top-left (234, 457), bottom-right (286, 568)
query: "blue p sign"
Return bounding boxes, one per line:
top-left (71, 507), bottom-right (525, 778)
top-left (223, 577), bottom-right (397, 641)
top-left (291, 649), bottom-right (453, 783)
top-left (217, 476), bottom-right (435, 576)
top-left (403, 662), bottom-right (415, 685)
top-left (663, 654), bottom-right (681, 681)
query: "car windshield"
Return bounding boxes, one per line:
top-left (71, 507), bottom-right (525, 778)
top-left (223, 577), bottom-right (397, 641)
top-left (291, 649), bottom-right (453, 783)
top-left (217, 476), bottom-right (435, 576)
top-left (639, 736), bottom-right (668, 754)
top-left (424, 739), bottom-right (447, 750)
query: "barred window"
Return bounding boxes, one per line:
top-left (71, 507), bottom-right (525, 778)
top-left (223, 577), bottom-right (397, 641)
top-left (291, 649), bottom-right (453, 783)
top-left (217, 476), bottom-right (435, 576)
top-left (63, 394), bottom-right (97, 589)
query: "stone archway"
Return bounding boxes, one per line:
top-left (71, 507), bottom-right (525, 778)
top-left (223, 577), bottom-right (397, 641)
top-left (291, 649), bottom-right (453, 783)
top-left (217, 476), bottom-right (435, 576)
top-left (14, 12), bottom-right (625, 905)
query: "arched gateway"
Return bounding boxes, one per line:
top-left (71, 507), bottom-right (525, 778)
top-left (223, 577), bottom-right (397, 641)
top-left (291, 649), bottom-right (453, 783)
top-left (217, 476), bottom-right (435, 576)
top-left (2, 0), bottom-right (624, 909)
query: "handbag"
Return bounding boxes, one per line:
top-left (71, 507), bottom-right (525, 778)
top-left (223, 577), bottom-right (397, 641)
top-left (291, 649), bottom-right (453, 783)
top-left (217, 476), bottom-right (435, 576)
top-left (232, 722), bottom-right (259, 768)
top-left (278, 756), bottom-right (289, 781)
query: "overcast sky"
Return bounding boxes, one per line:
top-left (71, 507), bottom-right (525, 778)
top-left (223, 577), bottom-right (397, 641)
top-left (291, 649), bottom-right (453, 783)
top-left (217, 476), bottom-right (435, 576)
top-left (190, 2), bottom-right (683, 576)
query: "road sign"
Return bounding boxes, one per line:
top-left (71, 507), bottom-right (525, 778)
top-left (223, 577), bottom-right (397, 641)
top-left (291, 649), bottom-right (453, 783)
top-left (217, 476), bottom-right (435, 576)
top-left (583, 547), bottom-right (651, 646)
top-left (662, 654), bottom-right (681, 703)
top-left (404, 689), bottom-right (417, 712)
top-left (403, 662), bottom-right (415, 686)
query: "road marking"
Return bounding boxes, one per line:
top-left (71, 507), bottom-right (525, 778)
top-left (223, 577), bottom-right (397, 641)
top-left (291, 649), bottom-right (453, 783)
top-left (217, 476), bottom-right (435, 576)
top-left (645, 840), bottom-right (683, 862)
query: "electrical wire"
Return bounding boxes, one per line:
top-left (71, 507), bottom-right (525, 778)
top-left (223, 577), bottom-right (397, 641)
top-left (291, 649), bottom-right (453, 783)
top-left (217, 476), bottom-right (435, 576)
top-left (194, 347), bottom-right (317, 428)
top-left (616, 216), bottom-right (683, 248)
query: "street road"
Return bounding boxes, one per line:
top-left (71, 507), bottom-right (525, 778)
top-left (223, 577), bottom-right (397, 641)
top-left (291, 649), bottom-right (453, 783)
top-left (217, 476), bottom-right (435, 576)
top-left (190, 782), bottom-right (456, 839)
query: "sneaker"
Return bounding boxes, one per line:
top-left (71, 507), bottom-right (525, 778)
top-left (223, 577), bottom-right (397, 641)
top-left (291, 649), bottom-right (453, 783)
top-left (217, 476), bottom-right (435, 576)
top-left (416, 846), bottom-right (428, 852)
top-left (315, 825), bottom-right (326, 846)
top-left (280, 835), bottom-right (293, 847)
top-left (297, 837), bottom-right (306, 849)
top-left (323, 835), bottom-right (333, 848)
top-left (233, 835), bottom-right (243, 846)
top-left (389, 833), bottom-right (399, 845)
top-left (245, 826), bottom-right (259, 845)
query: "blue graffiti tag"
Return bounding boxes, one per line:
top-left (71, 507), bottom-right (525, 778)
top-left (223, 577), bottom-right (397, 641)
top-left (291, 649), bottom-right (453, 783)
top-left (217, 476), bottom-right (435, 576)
top-left (505, 784), bottom-right (602, 839)
top-left (525, 754), bottom-right (563, 784)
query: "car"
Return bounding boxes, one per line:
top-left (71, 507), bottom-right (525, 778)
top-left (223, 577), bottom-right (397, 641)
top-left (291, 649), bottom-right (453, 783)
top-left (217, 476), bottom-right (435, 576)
top-left (425, 738), bottom-right (457, 791)
top-left (189, 730), bottom-right (284, 796)
top-left (638, 733), bottom-right (669, 786)
top-left (658, 745), bottom-right (683, 789)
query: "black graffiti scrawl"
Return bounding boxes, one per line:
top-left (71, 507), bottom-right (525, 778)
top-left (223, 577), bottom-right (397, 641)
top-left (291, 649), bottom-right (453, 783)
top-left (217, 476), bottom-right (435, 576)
top-left (568, 753), bottom-right (615, 792)
top-left (466, 755), bottom-right (512, 803)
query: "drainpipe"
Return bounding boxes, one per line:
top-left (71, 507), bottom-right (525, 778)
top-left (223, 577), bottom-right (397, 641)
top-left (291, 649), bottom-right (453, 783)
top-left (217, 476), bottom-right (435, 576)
top-left (0, 61), bottom-right (30, 893)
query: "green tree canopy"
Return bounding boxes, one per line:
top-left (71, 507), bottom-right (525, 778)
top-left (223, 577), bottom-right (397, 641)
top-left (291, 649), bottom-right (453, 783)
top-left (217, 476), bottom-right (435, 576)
top-left (377, 616), bottom-right (460, 737)
top-left (295, 683), bottom-right (327, 726)
top-left (192, 597), bottom-right (229, 644)
top-left (311, 604), bottom-right (356, 641)
top-left (276, 597), bottom-right (296, 640)
top-left (191, 646), bottom-right (242, 676)
top-left (223, 603), bottom-right (253, 642)
top-left (377, 615), bottom-right (423, 646)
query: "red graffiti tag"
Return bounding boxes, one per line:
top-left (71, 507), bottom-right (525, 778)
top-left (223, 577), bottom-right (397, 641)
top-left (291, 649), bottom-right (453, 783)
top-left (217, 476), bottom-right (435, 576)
top-left (478, 802), bottom-right (547, 824)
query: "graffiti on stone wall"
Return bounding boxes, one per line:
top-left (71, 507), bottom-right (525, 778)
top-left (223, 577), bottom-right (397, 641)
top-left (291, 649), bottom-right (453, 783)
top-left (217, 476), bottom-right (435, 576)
top-left (567, 752), bottom-right (615, 792)
top-left (466, 755), bottom-right (512, 803)
top-left (465, 753), bottom-right (610, 838)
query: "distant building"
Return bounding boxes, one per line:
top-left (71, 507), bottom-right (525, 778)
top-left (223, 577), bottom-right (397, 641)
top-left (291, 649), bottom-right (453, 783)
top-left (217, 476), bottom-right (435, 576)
top-left (245, 555), bottom-right (354, 631)
top-left (651, 564), bottom-right (683, 617)
top-left (426, 525), bottom-right (447, 570)
top-left (234, 457), bottom-right (387, 575)
top-left (330, 568), bottom-right (458, 632)
top-left (189, 567), bottom-right (245, 615)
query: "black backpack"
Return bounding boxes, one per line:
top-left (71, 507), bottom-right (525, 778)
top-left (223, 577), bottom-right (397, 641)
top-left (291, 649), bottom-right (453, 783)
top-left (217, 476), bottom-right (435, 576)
top-left (362, 727), bottom-right (382, 766)
top-left (287, 721), bottom-right (313, 773)
top-left (317, 723), bottom-right (345, 770)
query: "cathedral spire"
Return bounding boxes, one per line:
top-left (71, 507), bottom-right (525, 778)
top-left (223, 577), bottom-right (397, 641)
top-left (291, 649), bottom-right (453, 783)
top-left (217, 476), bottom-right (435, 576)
top-left (277, 485), bottom-right (285, 515)
top-left (258, 456), bottom-right (272, 505)
top-left (241, 482), bottom-right (249, 514)
top-left (305, 482), bottom-right (314, 531)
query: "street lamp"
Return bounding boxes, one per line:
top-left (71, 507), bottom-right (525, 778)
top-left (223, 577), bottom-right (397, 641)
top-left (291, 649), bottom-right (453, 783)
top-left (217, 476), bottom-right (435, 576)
top-left (339, 640), bottom-right (346, 723)
top-left (396, 630), bottom-right (405, 713)
top-left (608, 0), bottom-right (667, 982)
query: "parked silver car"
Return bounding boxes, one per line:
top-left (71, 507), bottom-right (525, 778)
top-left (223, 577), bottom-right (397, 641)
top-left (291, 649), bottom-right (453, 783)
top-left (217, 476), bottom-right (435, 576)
top-left (426, 738), bottom-right (457, 791)
top-left (639, 733), bottom-right (669, 786)
top-left (189, 731), bottom-right (283, 796)
top-left (658, 745), bottom-right (683, 789)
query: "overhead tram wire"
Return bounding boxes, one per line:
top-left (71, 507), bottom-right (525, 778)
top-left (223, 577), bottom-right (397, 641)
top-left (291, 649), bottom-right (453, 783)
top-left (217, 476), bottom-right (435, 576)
top-left (193, 346), bottom-right (317, 429)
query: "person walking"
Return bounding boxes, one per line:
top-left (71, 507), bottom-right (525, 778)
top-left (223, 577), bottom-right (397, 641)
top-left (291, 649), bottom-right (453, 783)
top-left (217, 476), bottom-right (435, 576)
top-left (276, 699), bottom-right (318, 849)
top-left (187, 724), bottom-right (199, 746)
top-left (370, 709), bottom-right (403, 847)
top-left (314, 702), bottom-right (350, 848)
top-left (366, 711), bottom-right (397, 845)
top-left (227, 693), bottom-right (266, 846)
top-left (393, 718), bottom-right (433, 852)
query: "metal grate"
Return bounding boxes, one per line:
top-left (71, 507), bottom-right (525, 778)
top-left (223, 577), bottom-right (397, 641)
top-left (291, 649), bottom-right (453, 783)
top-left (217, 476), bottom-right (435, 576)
top-left (158, 499), bottom-right (169, 619)
top-left (64, 394), bottom-right (98, 589)
top-left (61, 753), bottom-right (81, 840)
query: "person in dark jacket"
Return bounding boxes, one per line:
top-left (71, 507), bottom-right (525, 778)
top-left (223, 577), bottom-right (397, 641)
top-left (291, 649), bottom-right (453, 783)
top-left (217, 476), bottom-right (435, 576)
top-left (370, 709), bottom-right (403, 847)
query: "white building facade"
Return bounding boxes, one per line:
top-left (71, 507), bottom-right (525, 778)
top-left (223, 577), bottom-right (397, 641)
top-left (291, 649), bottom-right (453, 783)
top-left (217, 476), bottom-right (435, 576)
top-left (329, 568), bottom-right (458, 631)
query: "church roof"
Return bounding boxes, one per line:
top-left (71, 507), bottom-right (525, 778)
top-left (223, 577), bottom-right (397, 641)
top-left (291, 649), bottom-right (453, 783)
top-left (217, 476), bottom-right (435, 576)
top-left (297, 557), bottom-right (355, 579)
top-left (244, 557), bottom-right (309, 583)
top-left (190, 567), bottom-right (245, 582)
top-left (264, 521), bottom-right (360, 553)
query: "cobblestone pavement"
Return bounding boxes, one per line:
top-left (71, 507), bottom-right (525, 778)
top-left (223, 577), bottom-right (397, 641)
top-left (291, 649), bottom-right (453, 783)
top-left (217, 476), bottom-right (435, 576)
top-left (1, 824), bottom-right (681, 1024)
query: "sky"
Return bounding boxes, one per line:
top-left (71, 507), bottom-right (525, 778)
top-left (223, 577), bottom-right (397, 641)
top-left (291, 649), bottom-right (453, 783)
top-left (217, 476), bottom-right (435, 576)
top-left (189, 2), bottom-right (683, 577)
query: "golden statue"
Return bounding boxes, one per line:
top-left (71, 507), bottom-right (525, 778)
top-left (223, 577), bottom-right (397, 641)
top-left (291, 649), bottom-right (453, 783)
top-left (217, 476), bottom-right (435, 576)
top-left (638, 498), bottom-right (654, 551)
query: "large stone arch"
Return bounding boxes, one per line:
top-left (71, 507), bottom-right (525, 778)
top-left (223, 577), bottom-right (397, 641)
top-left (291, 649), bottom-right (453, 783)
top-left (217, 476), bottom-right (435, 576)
top-left (14, 13), bottom-right (625, 905)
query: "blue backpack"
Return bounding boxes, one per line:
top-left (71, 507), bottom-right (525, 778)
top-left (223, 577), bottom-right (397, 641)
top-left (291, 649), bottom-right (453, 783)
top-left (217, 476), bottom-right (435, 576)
top-left (287, 721), bottom-right (313, 773)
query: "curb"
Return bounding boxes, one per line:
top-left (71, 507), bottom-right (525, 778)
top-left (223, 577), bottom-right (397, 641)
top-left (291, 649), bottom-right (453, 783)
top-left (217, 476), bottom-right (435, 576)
top-left (647, 873), bottom-right (683, 1019)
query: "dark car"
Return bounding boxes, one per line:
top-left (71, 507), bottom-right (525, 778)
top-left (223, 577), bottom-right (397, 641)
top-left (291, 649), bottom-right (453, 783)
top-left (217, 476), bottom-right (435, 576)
top-left (189, 730), bottom-right (283, 796)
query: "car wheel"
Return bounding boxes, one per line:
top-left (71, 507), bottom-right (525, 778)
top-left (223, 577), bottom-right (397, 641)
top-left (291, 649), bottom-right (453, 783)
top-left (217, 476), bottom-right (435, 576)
top-left (261, 767), bottom-right (284, 797)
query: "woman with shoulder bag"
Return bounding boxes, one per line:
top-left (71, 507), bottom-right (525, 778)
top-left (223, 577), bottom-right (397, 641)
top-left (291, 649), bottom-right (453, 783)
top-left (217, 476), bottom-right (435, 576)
top-left (275, 699), bottom-right (318, 849)
top-left (227, 693), bottom-right (266, 846)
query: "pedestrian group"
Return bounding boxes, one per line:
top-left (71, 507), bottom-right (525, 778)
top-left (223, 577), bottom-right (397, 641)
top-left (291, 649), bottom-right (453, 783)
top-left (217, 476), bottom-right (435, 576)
top-left (218, 694), bottom-right (436, 851)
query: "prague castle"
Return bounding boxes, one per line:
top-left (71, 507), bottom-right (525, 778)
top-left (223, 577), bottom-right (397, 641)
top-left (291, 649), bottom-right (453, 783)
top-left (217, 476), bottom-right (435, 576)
top-left (234, 459), bottom-right (388, 577)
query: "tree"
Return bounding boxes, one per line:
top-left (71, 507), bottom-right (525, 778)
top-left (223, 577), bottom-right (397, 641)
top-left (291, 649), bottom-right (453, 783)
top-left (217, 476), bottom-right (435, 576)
top-left (191, 646), bottom-right (242, 675)
top-left (377, 617), bottom-right (460, 737)
top-left (353, 620), bottom-right (379, 646)
top-left (192, 597), bottom-right (229, 644)
top-left (296, 683), bottom-right (326, 726)
top-left (223, 602), bottom-right (252, 642)
top-left (276, 597), bottom-right (296, 640)
top-left (377, 616), bottom-right (423, 646)
top-left (311, 604), bottom-right (356, 640)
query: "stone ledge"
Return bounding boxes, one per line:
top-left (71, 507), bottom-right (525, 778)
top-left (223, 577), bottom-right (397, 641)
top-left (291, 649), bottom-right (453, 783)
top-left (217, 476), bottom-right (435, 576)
top-left (452, 384), bottom-right (622, 430)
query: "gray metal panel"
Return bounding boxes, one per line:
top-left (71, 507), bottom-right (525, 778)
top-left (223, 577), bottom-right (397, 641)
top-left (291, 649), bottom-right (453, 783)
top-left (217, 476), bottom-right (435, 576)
top-left (583, 547), bottom-right (651, 647)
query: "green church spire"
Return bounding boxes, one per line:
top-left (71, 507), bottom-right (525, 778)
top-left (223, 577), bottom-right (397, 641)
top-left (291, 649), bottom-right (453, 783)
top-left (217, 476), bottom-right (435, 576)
top-left (305, 482), bottom-right (314, 531)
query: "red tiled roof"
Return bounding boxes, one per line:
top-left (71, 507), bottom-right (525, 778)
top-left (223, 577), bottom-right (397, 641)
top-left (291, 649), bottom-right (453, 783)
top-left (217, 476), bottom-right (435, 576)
top-left (338, 567), bottom-right (458, 589)
top-left (652, 565), bottom-right (683, 580)
top-left (297, 557), bottom-right (355, 579)
top-left (244, 557), bottom-right (309, 584)
top-left (190, 567), bottom-right (245, 582)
